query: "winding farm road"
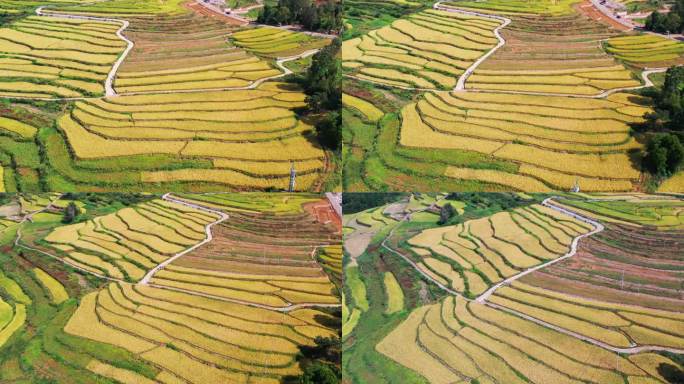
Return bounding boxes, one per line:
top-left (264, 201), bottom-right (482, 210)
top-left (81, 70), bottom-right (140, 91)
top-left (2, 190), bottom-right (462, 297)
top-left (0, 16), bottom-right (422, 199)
top-left (432, 1), bottom-right (511, 91)
top-left (381, 197), bottom-right (684, 355)
top-left (14, 194), bottom-right (127, 284)
top-left (138, 193), bottom-right (229, 285)
top-left (36, 6), bottom-right (134, 97)
top-left (347, 1), bottom-right (670, 98)
top-left (475, 197), bottom-right (605, 303)
top-left (11, 193), bottom-right (341, 313)
top-left (3, 3), bottom-right (325, 101)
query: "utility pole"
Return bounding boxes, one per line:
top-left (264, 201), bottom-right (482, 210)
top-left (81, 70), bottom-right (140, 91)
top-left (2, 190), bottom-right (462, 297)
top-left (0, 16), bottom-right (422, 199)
top-left (288, 162), bottom-right (296, 192)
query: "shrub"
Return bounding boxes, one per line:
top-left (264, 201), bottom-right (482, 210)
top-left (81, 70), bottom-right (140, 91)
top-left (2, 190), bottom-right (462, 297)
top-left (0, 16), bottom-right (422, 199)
top-left (644, 133), bottom-right (684, 177)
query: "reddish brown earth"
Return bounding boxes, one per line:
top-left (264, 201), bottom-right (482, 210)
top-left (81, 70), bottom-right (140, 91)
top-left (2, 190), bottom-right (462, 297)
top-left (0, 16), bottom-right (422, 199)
top-left (303, 199), bottom-right (342, 233)
top-left (173, 209), bottom-right (341, 277)
top-left (521, 223), bottom-right (684, 312)
top-left (575, 0), bottom-right (631, 31)
top-left (186, 1), bottom-right (247, 25)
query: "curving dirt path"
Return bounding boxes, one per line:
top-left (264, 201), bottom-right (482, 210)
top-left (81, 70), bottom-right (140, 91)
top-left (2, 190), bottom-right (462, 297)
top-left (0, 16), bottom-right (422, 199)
top-left (14, 194), bottom-right (127, 283)
top-left (4, 3), bottom-right (324, 101)
top-left (432, 1), bottom-right (511, 91)
top-left (13, 193), bottom-right (341, 312)
top-left (36, 6), bottom-right (134, 97)
top-left (138, 193), bottom-right (229, 285)
top-left (381, 197), bottom-right (684, 355)
top-left (475, 197), bottom-right (604, 303)
top-left (348, 2), bottom-right (669, 98)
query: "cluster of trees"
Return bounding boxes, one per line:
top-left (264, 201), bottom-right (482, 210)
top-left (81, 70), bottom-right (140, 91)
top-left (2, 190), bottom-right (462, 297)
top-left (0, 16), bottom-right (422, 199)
top-left (296, 336), bottom-right (341, 384)
top-left (341, 192), bottom-right (407, 214)
top-left (642, 66), bottom-right (684, 179)
top-left (439, 193), bottom-right (536, 225)
top-left (644, 1), bottom-right (684, 33)
top-left (437, 203), bottom-right (456, 225)
top-left (301, 39), bottom-right (342, 150)
top-left (61, 202), bottom-right (81, 224)
top-left (257, 0), bottom-right (342, 33)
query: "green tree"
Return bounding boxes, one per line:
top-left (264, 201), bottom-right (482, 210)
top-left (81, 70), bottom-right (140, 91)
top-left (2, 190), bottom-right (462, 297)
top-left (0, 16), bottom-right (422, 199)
top-left (62, 202), bottom-right (81, 223)
top-left (658, 66), bottom-right (684, 129)
top-left (315, 111), bottom-right (341, 150)
top-left (644, 133), bottom-right (684, 177)
top-left (299, 363), bottom-right (338, 384)
top-left (304, 38), bottom-right (341, 112)
top-left (438, 202), bottom-right (456, 225)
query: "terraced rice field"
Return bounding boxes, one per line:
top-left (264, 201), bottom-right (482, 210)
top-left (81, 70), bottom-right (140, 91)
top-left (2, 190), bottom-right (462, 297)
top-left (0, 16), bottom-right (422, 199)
top-left (149, 196), bottom-right (341, 308)
top-left (348, 194), bottom-right (684, 384)
top-left (0, 0), bottom-right (336, 191)
top-left (231, 27), bottom-right (331, 57)
top-left (400, 91), bottom-right (648, 191)
top-left (406, 203), bottom-right (592, 296)
top-left (343, 0), bottom-right (684, 191)
top-left (554, 194), bottom-right (684, 229)
top-left (59, 84), bottom-right (327, 189)
top-left (43, 199), bottom-right (220, 282)
top-left (525, 196), bottom-right (684, 311)
top-left (0, 15), bottom-right (124, 98)
top-left (441, 0), bottom-right (581, 15)
top-left (469, 13), bottom-right (640, 95)
top-left (490, 280), bottom-right (684, 348)
top-left (0, 193), bottom-right (342, 383)
top-left (111, 7), bottom-right (279, 94)
top-left (606, 34), bottom-right (684, 67)
top-left (378, 295), bottom-right (680, 384)
top-left (343, 9), bottom-right (503, 90)
top-left (66, 281), bottom-right (337, 383)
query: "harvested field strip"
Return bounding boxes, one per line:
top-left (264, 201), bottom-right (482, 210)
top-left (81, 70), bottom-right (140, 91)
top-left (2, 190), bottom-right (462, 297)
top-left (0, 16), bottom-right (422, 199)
top-left (406, 204), bottom-right (590, 297)
top-left (343, 9), bottom-right (501, 90)
top-left (147, 197), bottom-right (340, 307)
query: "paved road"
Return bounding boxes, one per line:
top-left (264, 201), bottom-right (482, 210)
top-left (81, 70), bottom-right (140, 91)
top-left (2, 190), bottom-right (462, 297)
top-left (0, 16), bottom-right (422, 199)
top-left (589, 0), bottom-right (634, 29)
top-left (138, 193), bottom-right (229, 285)
top-left (475, 197), bottom-right (604, 303)
top-left (6, 2), bottom-right (323, 101)
top-left (433, 1), bottom-right (511, 91)
top-left (381, 197), bottom-right (684, 355)
top-left (326, 192), bottom-right (342, 218)
top-left (36, 6), bottom-right (134, 97)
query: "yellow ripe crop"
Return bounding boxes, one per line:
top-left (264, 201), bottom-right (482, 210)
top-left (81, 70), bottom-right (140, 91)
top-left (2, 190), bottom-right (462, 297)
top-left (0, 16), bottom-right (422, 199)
top-left (377, 305), bottom-right (464, 384)
top-left (86, 360), bottom-right (158, 384)
top-left (624, 325), bottom-right (684, 349)
top-left (65, 292), bottom-right (155, 353)
top-left (489, 294), bottom-right (632, 347)
top-left (444, 167), bottom-right (552, 192)
top-left (33, 268), bottom-right (68, 304)
top-left (496, 286), bottom-right (630, 326)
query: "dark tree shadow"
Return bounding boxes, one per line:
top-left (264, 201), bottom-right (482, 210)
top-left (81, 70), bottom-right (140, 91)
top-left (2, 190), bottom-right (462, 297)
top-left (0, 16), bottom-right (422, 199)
top-left (658, 363), bottom-right (684, 384)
